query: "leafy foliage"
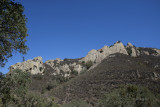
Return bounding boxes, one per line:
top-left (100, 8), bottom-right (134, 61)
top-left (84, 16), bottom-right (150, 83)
top-left (137, 47), bottom-right (157, 55)
top-left (0, 70), bottom-right (61, 107)
top-left (0, 69), bottom-right (30, 106)
top-left (126, 47), bottom-right (132, 56)
top-left (63, 99), bottom-right (90, 107)
top-left (96, 85), bottom-right (160, 107)
top-left (0, 98), bottom-right (3, 107)
top-left (85, 61), bottom-right (93, 69)
top-left (54, 74), bottom-right (69, 84)
top-left (23, 92), bottom-right (61, 107)
top-left (70, 70), bottom-right (78, 79)
top-left (0, 0), bottom-right (28, 67)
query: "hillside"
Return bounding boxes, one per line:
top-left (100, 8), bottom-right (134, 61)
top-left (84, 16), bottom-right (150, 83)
top-left (50, 53), bottom-right (160, 106)
top-left (8, 41), bottom-right (160, 106)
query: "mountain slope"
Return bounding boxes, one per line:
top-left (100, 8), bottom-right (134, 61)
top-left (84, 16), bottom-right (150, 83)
top-left (8, 41), bottom-right (160, 106)
top-left (51, 53), bottom-right (160, 106)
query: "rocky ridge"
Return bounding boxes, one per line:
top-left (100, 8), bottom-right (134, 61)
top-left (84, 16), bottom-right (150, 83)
top-left (10, 56), bottom-right (44, 74)
top-left (81, 41), bottom-right (160, 63)
top-left (10, 41), bottom-right (160, 75)
top-left (45, 58), bottom-right (87, 77)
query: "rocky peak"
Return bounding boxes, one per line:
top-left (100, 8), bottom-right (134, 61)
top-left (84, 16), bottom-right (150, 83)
top-left (81, 41), bottom-right (128, 63)
top-left (126, 42), bottom-right (134, 48)
top-left (81, 41), bottom-right (160, 64)
top-left (10, 56), bottom-right (44, 74)
top-left (9, 41), bottom-right (160, 76)
top-left (154, 49), bottom-right (160, 56)
top-left (126, 42), bottom-right (137, 57)
top-left (109, 41), bottom-right (128, 54)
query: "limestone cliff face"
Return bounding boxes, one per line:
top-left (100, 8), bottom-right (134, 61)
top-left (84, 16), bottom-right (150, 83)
top-left (10, 56), bottom-right (44, 74)
top-left (81, 41), bottom-right (128, 63)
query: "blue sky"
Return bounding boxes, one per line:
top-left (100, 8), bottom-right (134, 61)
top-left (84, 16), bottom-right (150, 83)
top-left (1, 0), bottom-right (160, 73)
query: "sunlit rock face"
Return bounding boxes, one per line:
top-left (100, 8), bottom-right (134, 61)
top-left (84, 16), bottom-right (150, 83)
top-left (81, 41), bottom-right (128, 63)
top-left (10, 56), bottom-right (44, 74)
top-left (81, 41), bottom-right (160, 64)
top-left (9, 41), bottom-right (160, 75)
top-left (126, 42), bottom-right (137, 57)
top-left (154, 49), bottom-right (160, 56)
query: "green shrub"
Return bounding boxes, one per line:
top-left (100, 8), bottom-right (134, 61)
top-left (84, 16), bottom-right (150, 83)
top-left (126, 47), bottom-right (132, 56)
top-left (70, 70), bottom-right (78, 76)
top-left (46, 84), bottom-right (55, 91)
top-left (54, 74), bottom-right (69, 84)
top-left (0, 98), bottom-right (3, 107)
top-left (96, 85), bottom-right (160, 107)
top-left (69, 66), bottom-right (74, 71)
top-left (32, 73), bottom-right (43, 80)
top-left (85, 61), bottom-right (93, 69)
top-left (64, 58), bottom-right (68, 61)
top-left (63, 99), bottom-right (90, 107)
top-left (0, 69), bottom-right (31, 106)
top-left (80, 70), bottom-right (87, 75)
top-left (23, 92), bottom-right (61, 107)
top-left (117, 40), bottom-right (121, 43)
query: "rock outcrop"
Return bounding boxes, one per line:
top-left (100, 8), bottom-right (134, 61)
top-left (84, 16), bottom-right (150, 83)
top-left (9, 41), bottom-right (160, 75)
top-left (10, 56), bottom-right (44, 74)
top-left (81, 41), bottom-right (160, 63)
top-left (126, 42), bottom-right (137, 57)
top-left (154, 49), bottom-right (160, 56)
top-left (81, 41), bottom-right (128, 63)
top-left (45, 58), bottom-right (86, 77)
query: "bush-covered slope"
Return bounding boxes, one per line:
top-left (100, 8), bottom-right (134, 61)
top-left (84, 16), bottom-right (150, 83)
top-left (50, 53), bottom-right (160, 106)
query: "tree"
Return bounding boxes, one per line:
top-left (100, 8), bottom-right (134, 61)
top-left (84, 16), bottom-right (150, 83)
top-left (0, 69), bottom-right (30, 106)
top-left (0, 0), bottom-right (28, 67)
top-left (0, 70), bottom-right (60, 107)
